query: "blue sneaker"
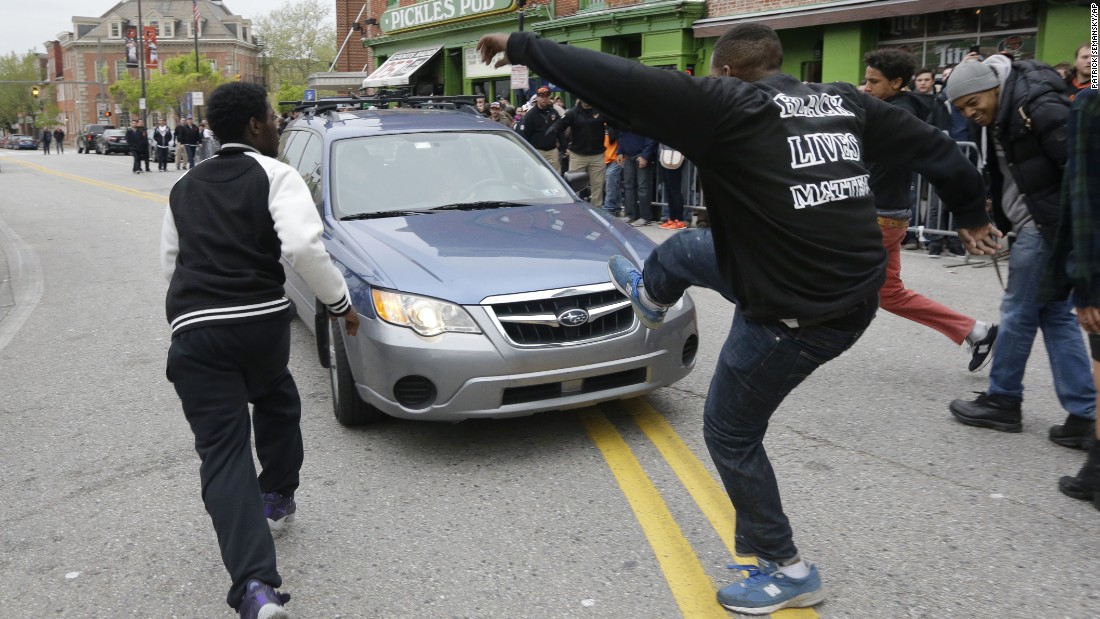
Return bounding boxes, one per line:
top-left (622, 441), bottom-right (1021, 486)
top-left (238, 579), bottom-right (291, 619)
top-left (263, 492), bottom-right (296, 532)
top-left (607, 255), bottom-right (666, 330)
top-left (717, 559), bottom-right (825, 615)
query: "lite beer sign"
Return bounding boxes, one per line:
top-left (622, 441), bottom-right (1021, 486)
top-left (380, 0), bottom-right (518, 34)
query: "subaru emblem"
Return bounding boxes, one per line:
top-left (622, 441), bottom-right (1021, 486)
top-left (557, 308), bottom-right (589, 327)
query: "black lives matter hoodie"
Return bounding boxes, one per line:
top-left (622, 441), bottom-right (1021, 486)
top-left (160, 144), bottom-right (350, 335)
top-left (506, 32), bottom-right (990, 323)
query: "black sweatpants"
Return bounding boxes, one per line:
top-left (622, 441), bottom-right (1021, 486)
top-left (166, 311), bottom-right (303, 608)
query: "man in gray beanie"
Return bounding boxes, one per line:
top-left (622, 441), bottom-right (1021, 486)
top-left (947, 55), bottom-right (1097, 449)
top-left (944, 59), bottom-right (1001, 104)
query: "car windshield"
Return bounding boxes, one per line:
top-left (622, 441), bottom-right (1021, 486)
top-left (330, 130), bottom-right (574, 218)
top-left (104, 130), bottom-right (126, 137)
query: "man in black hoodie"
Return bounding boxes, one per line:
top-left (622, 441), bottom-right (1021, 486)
top-left (518, 86), bottom-right (561, 171)
top-left (549, 99), bottom-right (608, 206)
top-left (479, 25), bottom-right (999, 615)
top-left (863, 49), bottom-right (998, 372)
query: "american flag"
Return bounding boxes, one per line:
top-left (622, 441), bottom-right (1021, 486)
top-left (192, 0), bottom-right (201, 25)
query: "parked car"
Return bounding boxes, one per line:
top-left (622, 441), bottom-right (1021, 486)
top-left (277, 100), bottom-right (697, 426)
top-left (95, 129), bottom-right (129, 154)
top-left (77, 123), bottom-right (115, 153)
top-left (10, 135), bottom-right (38, 150)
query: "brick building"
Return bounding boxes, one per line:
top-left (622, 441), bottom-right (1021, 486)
top-left (47, 0), bottom-right (260, 141)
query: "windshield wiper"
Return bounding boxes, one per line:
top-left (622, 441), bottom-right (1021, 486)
top-left (340, 210), bottom-right (432, 220)
top-left (430, 201), bottom-right (528, 211)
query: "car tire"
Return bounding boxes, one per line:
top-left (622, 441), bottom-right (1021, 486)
top-left (329, 318), bottom-right (384, 426)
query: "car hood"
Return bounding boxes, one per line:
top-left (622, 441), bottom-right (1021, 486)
top-left (336, 202), bottom-right (655, 304)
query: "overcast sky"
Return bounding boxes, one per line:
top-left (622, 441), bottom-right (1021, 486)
top-left (1, 0), bottom-right (333, 57)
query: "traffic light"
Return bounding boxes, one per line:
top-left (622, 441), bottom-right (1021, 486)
top-left (31, 86), bottom-right (39, 98)
top-left (105, 110), bottom-right (112, 118)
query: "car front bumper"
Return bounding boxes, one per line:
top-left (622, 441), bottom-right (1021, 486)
top-left (342, 299), bottom-right (697, 421)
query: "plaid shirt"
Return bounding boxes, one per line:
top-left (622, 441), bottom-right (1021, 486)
top-left (1045, 87), bottom-right (1100, 309)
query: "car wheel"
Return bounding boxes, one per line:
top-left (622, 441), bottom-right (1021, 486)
top-left (329, 318), bottom-right (383, 426)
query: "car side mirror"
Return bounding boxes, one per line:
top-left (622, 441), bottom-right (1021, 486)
top-left (563, 169), bottom-right (589, 195)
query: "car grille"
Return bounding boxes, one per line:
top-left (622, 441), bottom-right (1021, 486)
top-left (485, 284), bottom-right (635, 347)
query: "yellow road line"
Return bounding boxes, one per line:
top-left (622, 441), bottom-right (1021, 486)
top-left (624, 399), bottom-right (819, 619)
top-left (7, 158), bottom-right (166, 203)
top-left (579, 408), bottom-right (729, 619)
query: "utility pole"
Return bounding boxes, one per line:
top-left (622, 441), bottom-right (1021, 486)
top-left (137, 0), bottom-right (148, 127)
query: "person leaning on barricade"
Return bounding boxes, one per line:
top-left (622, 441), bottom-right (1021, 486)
top-left (478, 24), bottom-right (999, 615)
top-left (946, 53), bottom-right (1097, 447)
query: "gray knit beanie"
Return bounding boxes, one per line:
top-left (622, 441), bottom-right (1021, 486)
top-left (945, 60), bottom-right (1000, 102)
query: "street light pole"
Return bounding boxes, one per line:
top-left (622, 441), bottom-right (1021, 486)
top-left (137, 0), bottom-right (148, 127)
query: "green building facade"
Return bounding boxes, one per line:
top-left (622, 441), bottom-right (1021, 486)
top-left (359, 0), bottom-right (1090, 98)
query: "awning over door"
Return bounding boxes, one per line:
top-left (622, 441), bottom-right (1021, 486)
top-left (362, 45), bottom-right (443, 88)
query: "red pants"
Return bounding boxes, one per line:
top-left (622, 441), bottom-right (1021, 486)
top-left (879, 223), bottom-right (975, 345)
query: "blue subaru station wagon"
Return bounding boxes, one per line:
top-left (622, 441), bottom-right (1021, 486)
top-left (278, 98), bottom-right (697, 425)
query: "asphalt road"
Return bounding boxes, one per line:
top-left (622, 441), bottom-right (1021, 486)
top-left (0, 147), bottom-right (1096, 619)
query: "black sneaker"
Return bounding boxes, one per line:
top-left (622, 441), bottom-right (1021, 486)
top-left (1049, 414), bottom-right (1096, 450)
top-left (949, 392), bottom-right (1022, 433)
top-left (967, 324), bottom-right (997, 372)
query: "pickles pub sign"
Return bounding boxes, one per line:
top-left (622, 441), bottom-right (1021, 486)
top-left (380, 0), bottom-right (519, 34)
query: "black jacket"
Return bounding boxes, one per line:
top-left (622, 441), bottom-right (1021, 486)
top-left (518, 104), bottom-right (560, 150)
top-left (548, 103), bottom-right (607, 156)
top-left (125, 127), bottom-right (147, 154)
top-left (968, 59), bottom-right (1069, 241)
top-left (161, 145), bottom-right (350, 335)
top-left (868, 91), bottom-right (926, 213)
top-left (174, 123), bottom-right (201, 146)
top-left (506, 32), bottom-right (989, 323)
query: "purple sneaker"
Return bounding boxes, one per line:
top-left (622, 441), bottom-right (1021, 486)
top-left (238, 579), bottom-right (291, 619)
top-left (262, 492), bottom-right (296, 532)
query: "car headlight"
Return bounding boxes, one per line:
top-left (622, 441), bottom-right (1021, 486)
top-left (371, 289), bottom-right (481, 337)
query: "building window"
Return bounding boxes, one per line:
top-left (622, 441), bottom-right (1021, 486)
top-left (578, 0), bottom-right (606, 11)
top-left (878, 1), bottom-right (1038, 68)
top-left (161, 19), bottom-right (174, 38)
top-left (115, 60), bottom-right (128, 80)
top-left (95, 60), bottom-right (108, 83)
top-left (187, 20), bottom-right (203, 38)
top-left (386, 0), bottom-right (398, 7)
top-left (241, 27), bottom-right (248, 42)
top-left (208, 58), bottom-right (218, 71)
top-left (109, 21), bottom-right (123, 39)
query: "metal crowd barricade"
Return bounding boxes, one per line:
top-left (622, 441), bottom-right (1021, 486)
top-left (652, 160), bottom-right (706, 224)
top-left (908, 140), bottom-right (1001, 266)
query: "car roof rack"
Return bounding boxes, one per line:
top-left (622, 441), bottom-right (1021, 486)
top-left (279, 94), bottom-right (482, 116)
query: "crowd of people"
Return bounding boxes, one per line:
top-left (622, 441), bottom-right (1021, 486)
top-left (117, 115), bottom-right (218, 174)
top-left (153, 29), bottom-right (1096, 618)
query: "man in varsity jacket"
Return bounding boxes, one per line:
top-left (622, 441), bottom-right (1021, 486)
top-left (160, 82), bottom-right (358, 619)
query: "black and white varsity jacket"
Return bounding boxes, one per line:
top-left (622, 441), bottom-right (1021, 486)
top-left (160, 143), bottom-right (350, 335)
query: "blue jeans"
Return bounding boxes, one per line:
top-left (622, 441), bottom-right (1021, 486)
top-left (644, 230), bottom-right (872, 561)
top-left (185, 144), bottom-right (197, 167)
top-left (988, 227), bottom-right (1096, 419)
top-left (603, 161), bottom-right (622, 215)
